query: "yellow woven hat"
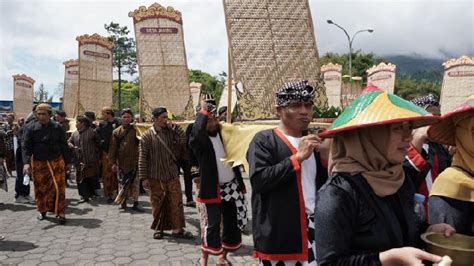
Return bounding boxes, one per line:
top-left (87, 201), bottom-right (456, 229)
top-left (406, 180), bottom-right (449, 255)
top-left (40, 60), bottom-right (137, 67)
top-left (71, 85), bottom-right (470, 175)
top-left (427, 95), bottom-right (474, 146)
top-left (320, 85), bottom-right (441, 137)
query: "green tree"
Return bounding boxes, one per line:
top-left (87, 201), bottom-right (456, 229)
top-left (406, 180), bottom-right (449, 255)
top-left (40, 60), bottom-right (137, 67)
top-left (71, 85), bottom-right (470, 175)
top-left (112, 79), bottom-right (140, 114)
top-left (395, 78), bottom-right (440, 100)
top-left (320, 51), bottom-right (383, 81)
top-left (320, 52), bottom-right (441, 101)
top-left (104, 22), bottom-right (137, 110)
top-left (188, 69), bottom-right (225, 102)
top-left (34, 84), bottom-right (53, 103)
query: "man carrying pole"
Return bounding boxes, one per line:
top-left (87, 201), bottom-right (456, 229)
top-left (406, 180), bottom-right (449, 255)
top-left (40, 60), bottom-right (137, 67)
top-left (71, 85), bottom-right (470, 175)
top-left (109, 108), bottom-right (144, 212)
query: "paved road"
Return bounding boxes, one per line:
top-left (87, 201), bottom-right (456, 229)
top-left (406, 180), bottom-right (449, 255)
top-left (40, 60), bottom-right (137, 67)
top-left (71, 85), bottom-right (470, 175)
top-left (0, 174), bottom-right (257, 265)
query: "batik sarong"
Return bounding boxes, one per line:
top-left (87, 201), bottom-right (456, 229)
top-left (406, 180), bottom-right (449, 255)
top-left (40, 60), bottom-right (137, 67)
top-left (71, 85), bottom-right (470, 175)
top-left (101, 152), bottom-right (117, 198)
top-left (31, 156), bottom-right (66, 218)
top-left (149, 178), bottom-right (185, 231)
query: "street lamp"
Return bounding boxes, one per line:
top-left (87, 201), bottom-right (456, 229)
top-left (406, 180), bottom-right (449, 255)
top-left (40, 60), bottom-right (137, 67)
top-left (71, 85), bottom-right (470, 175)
top-left (327, 19), bottom-right (373, 80)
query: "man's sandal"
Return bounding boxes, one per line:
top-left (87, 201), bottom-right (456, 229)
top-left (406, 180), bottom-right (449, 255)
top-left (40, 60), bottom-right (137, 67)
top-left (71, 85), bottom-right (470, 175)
top-left (194, 258), bottom-right (203, 266)
top-left (153, 231), bottom-right (163, 240)
top-left (171, 229), bottom-right (194, 239)
top-left (217, 259), bottom-right (233, 266)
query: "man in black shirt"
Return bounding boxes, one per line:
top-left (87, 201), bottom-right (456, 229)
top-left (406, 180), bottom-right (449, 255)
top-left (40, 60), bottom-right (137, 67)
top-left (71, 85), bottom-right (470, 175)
top-left (247, 80), bottom-right (327, 265)
top-left (14, 117), bottom-right (33, 203)
top-left (96, 106), bottom-right (120, 203)
top-left (23, 103), bottom-right (71, 224)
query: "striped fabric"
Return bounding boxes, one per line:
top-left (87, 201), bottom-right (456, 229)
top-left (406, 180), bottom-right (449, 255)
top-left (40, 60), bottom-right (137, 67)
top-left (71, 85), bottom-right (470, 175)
top-left (138, 125), bottom-right (185, 181)
top-left (68, 127), bottom-right (100, 166)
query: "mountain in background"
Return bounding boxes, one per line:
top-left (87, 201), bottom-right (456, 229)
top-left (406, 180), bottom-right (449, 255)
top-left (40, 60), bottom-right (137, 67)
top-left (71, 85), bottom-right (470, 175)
top-left (383, 55), bottom-right (445, 84)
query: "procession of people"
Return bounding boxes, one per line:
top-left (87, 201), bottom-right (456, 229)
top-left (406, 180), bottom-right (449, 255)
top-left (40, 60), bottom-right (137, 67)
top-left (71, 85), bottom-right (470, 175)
top-left (0, 82), bottom-right (473, 265)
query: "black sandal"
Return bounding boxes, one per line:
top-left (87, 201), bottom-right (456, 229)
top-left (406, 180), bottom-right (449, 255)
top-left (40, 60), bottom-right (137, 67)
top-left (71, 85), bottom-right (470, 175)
top-left (37, 212), bottom-right (46, 221)
top-left (195, 258), bottom-right (203, 266)
top-left (171, 229), bottom-right (194, 239)
top-left (217, 260), bottom-right (232, 266)
top-left (153, 231), bottom-right (163, 239)
top-left (58, 217), bottom-right (66, 225)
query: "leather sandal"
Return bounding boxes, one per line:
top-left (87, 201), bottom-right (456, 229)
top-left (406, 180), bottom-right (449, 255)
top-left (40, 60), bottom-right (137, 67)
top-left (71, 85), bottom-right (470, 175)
top-left (58, 217), bottom-right (67, 225)
top-left (171, 229), bottom-right (194, 239)
top-left (153, 231), bottom-right (163, 240)
top-left (37, 212), bottom-right (46, 221)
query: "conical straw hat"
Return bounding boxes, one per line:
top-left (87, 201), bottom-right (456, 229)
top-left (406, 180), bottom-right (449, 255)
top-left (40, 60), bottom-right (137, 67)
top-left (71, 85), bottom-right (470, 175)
top-left (427, 95), bottom-right (474, 146)
top-left (320, 85), bottom-right (441, 138)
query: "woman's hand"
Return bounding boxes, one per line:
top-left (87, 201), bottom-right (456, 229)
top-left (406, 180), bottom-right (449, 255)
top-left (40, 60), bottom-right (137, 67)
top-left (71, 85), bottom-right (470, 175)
top-left (427, 223), bottom-right (456, 237)
top-left (380, 247), bottom-right (441, 265)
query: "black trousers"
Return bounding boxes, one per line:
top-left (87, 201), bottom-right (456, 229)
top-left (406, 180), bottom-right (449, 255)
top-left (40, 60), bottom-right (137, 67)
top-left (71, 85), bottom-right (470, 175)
top-left (202, 201), bottom-right (242, 254)
top-left (179, 159), bottom-right (193, 202)
top-left (14, 147), bottom-right (30, 198)
top-left (78, 178), bottom-right (96, 200)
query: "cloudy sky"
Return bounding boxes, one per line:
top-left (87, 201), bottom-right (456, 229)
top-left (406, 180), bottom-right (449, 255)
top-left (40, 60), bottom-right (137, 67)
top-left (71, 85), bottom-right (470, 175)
top-left (0, 0), bottom-right (473, 100)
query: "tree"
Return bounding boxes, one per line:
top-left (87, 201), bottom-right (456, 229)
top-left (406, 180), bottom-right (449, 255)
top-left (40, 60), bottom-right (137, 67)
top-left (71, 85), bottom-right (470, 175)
top-left (188, 69), bottom-right (225, 103)
top-left (320, 52), bottom-right (441, 100)
top-left (104, 22), bottom-right (137, 110)
top-left (112, 79), bottom-right (139, 114)
top-left (394, 78), bottom-right (440, 100)
top-left (106, 69), bottom-right (225, 116)
top-left (320, 51), bottom-right (383, 81)
top-left (34, 84), bottom-right (53, 103)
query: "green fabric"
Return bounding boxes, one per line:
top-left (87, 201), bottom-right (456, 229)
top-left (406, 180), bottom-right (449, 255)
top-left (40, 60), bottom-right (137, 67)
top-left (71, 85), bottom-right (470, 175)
top-left (332, 91), bottom-right (382, 129)
top-left (388, 94), bottom-right (428, 115)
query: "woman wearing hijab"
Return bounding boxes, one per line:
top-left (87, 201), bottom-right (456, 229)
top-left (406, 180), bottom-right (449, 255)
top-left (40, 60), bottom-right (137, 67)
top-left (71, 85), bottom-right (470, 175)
top-left (428, 95), bottom-right (474, 236)
top-left (315, 86), bottom-right (455, 265)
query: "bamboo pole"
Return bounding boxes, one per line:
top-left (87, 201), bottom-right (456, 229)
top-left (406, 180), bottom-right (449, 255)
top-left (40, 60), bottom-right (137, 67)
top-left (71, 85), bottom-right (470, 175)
top-left (226, 49), bottom-right (233, 123)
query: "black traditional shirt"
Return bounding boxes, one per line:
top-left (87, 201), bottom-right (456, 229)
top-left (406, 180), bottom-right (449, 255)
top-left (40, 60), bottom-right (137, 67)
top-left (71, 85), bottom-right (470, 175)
top-left (96, 119), bottom-right (120, 152)
top-left (22, 120), bottom-right (72, 164)
top-left (69, 127), bottom-right (100, 167)
top-left (247, 128), bottom-right (328, 261)
top-left (189, 112), bottom-right (246, 203)
top-left (315, 173), bottom-right (419, 266)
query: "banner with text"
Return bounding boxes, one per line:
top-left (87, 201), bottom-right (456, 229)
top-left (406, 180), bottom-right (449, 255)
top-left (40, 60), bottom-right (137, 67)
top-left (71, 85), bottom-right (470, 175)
top-left (321, 63), bottom-right (342, 108)
top-left (76, 34), bottom-right (113, 115)
top-left (366, 62), bottom-right (396, 94)
top-left (63, 59), bottom-right (79, 117)
top-left (440, 55), bottom-right (474, 114)
top-left (12, 74), bottom-right (35, 119)
top-left (129, 3), bottom-right (192, 121)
